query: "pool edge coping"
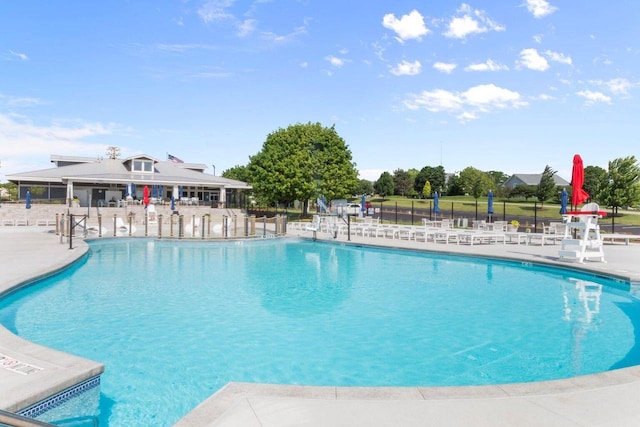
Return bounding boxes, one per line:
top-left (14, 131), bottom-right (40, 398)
top-left (0, 233), bottom-right (105, 414)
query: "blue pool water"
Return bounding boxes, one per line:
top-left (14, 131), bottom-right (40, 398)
top-left (1, 238), bottom-right (640, 426)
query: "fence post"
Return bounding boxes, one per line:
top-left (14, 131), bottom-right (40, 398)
top-left (263, 215), bottom-right (267, 237)
top-left (534, 202), bottom-right (538, 232)
top-left (144, 212), bottom-right (148, 237)
top-left (98, 214), bottom-right (102, 238)
top-left (158, 214), bottom-right (163, 238)
top-left (69, 214), bottom-right (74, 250)
top-left (250, 215), bottom-right (256, 236)
top-left (475, 200), bottom-right (478, 220)
top-left (451, 202), bottom-right (454, 219)
top-left (411, 201), bottom-right (414, 225)
top-left (128, 214), bottom-right (133, 237)
top-left (201, 215), bottom-right (206, 239)
top-left (113, 214), bottom-right (117, 237)
top-left (178, 215), bottom-right (184, 238)
top-left (503, 201), bottom-right (506, 222)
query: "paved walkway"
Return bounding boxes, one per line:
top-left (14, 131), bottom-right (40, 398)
top-left (2, 227), bottom-right (640, 426)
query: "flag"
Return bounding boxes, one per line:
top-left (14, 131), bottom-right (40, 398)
top-left (168, 153), bottom-right (184, 163)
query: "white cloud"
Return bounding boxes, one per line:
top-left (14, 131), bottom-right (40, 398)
top-left (382, 9), bottom-right (429, 43)
top-left (403, 83), bottom-right (526, 122)
top-left (534, 93), bottom-right (555, 101)
top-left (433, 62), bottom-right (457, 74)
top-left (261, 24), bottom-right (307, 43)
top-left (524, 0), bottom-right (557, 18)
top-left (464, 59), bottom-right (508, 72)
top-left (576, 90), bottom-right (612, 105)
top-left (0, 93), bottom-right (44, 108)
top-left (0, 114), bottom-right (119, 177)
top-left (517, 48), bottom-right (549, 71)
top-left (404, 89), bottom-right (463, 112)
top-left (462, 84), bottom-right (525, 109)
top-left (237, 19), bottom-right (257, 37)
top-left (198, 0), bottom-right (236, 23)
top-left (443, 4), bottom-right (505, 39)
top-left (9, 50), bottom-right (29, 61)
top-left (603, 78), bottom-right (633, 95)
top-left (544, 50), bottom-right (572, 65)
top-left (325, 55), bottom-right (344, 68)
top-left (390, 60), bottom-right (422, 76)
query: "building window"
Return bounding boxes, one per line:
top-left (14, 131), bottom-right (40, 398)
top-left (133, 160), bottom-right (153, 173)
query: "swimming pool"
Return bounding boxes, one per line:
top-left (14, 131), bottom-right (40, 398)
top-left (1, 238), bottom-right (639, 426)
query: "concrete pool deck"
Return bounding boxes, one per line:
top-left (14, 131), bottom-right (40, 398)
top-left (1, 226), bottom-right (640, 426)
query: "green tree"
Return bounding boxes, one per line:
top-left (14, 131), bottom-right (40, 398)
top-left (248, 122), bottom-right (358, 214)
top-left (446, 174), bottom-right (464, 196)
top-left (414, 166), bottom-right (445, 196)
top-left (601, 156), bottom-right (640, 210)
top-left (536, 165), bottom-right (557, 207)
top-left (354, 179), bottom-right (374, 196)
top-left (422, 181), bottom-right (431, 198)
top-left (406, 168), bottom-right (419, 198)
top-left (486, 171), bottom-right (509, 197)
top-left (374, 172), bottom-right (394, 199)
top-left (392, 169), bottom-right (413, 196)
top-left (458, 167), bottom-right (493, 199)
top-left (222, 164), bottom-right (253, 183)
top-left (583, 165), bottom-right (607, 204)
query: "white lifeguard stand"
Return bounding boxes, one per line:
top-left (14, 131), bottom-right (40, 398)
top-left (558, 203), bottom-right (605, 263)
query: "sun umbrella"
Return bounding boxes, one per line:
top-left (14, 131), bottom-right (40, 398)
top-left (487, 190), bottom-right (494, 222)
top-left (571, 154), bottom-right (589, 208)
top-left (143, 185), bottom-right (150, 207)
top-left (361, 194), bottom-right (366, 216)
top-left (560, 188), bottom-right (568, 215)
top-left (170, 195), bottom-right (175, 211)
top-left (26, 190), bottom-right (31, 209)
top-left (433, 191), bottom-right (440, 219)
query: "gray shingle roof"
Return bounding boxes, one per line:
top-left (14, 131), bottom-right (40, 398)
top-left (6, 156), bottom-right (251, 189)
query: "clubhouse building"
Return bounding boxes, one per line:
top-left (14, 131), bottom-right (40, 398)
top-left (5, 154), bottom-right (251, 209)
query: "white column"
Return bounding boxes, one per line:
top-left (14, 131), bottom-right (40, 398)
top-left (66, 181), bottom-right (74, 207)
top-left (219, 186), bottom-right (226, 208)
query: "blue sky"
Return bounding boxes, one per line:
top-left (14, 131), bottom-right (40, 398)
top-left (1, 0), bottom-right (638, 183)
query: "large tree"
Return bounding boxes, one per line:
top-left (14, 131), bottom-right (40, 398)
top-left (486, 171), bottom-right (510, 197)
top-left (583, 165), bottom-right (607, 204)
top-left (414, 166), bottom-right (445, 196)
top-left (392, 169), bottom-right (413, 196)
top-left (457, 167), bottom-right (493, 199)
top-left (536, 165), bottom-right (557, 207)
top-left (354, 179), bottom-right (374, 196)
top-left (374, 172), bottom-right (394, 199)
top-left (248, 122), bottom-right (358, 213)
top-left (601, 156), bottom-right (640, 210)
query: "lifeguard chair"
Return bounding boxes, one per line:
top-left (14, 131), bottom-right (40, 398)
top-left (558, 203), bottom-right (606, 263)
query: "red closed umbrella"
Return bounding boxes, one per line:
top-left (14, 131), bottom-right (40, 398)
top-left (571, 154), bottom-right (589, 207)
top-left (143, 185), bottom-right (150, 207)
